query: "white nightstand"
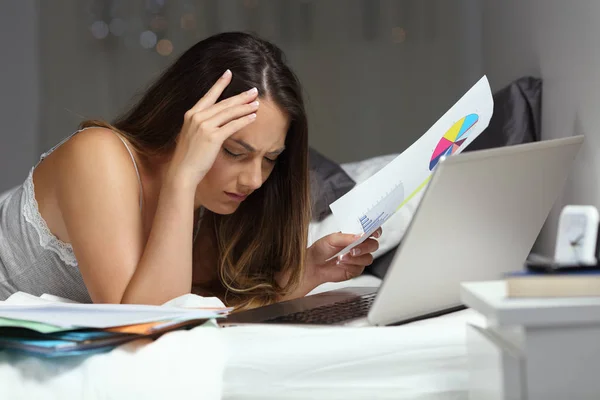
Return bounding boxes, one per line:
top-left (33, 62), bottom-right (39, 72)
top-left (460, 280), bottom-right (600, 400)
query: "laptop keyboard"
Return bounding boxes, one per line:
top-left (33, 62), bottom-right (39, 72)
top-left (264, 293), bottom-right (377, 324)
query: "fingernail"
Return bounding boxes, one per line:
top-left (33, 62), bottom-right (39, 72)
top-left (251, 100), bottom-right (259, 107)
top-left (247, 87), bottom-right (258, 95)
top-left (248, 113), bottom-right (257, 120)
top-left (353, 234), bottom-right (363, 239)
top-left (351, 248), bottom-right (361, 256)
top-left (222, 69), bottom-right (231, 78)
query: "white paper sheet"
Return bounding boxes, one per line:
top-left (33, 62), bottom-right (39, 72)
top-left (0, 301), bottom-right (229, 329)
top-left (328, 76), bottom-right (493, 260)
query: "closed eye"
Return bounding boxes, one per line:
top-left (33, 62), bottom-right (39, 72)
top-left (224, 147), bottom-right (278, 164)
top-left (223, 148), bottom-right (242, 158)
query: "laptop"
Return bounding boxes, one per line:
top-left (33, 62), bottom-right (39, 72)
top-left (221, 136), bottom-right (584, 327)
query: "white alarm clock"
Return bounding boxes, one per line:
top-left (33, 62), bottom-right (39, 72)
top-left (554, 205), bottom-right (600, 266)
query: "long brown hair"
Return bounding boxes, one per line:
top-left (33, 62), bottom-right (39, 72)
top-left (81, 32), bottom-right (311, 310)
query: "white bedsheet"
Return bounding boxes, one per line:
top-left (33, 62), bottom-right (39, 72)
top-left (0, 325), bottom-right (226, 399)
top-left (0, 289), bottom-right (484, 400)
top-left (222, 309), bottom-right (484, 400)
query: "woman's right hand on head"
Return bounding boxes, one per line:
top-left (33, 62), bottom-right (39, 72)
top-left (166, 69), bottom-right (259, 187)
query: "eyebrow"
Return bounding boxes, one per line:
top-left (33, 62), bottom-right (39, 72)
top-left (230, 138), bottom-right (285, 155)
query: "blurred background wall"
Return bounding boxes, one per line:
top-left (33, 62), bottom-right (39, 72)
top-left (480, 0), bottom-right (600, 256)
top-left (4, 0), bottom-right (600, 261)
top-left (0, 0), bottom-right (484, 192)
top-left (1, 1), bottom-right (39, 193)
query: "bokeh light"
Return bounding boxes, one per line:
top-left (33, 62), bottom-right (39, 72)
top-left (140, 30), bottom-right (158, 49)
top-left (180, 13), bottom-right (196, 31)
top-left (156, 39), bottom-right (173, 56)
top-left (150, 15), bottom-right (168, 31)
top-left (90, 20), bottom-right (109, 39)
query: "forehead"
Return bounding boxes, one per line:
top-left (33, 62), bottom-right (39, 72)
top-left (229, 97), bottom-right (289, 151)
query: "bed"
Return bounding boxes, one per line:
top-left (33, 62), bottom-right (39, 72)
top-left (221, 308), bottom-right (486, 400)
top-left (0, 289), bottom-right (486, 400)
top-left (0, 77), bottom-right (541, 399)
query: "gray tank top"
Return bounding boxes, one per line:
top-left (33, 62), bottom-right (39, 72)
top-left (0, 128), bottom-right (144, 302)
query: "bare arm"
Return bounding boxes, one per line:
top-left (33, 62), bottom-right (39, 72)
top-left (55, 130), bottom-right (196, 304)
top-left (121, 177), bottom-right (196, 304)
top-left (56, 71), bottom-right (259, 305)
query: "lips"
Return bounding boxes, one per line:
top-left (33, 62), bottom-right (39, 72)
top-left (225, 192), bottom-right (249, 202)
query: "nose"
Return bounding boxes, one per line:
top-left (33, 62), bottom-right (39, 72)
top-left (239, 160), bottom-right (263, 191)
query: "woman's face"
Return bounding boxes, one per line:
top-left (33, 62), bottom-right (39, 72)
top-left (195, 97), bottom-right (289, 214)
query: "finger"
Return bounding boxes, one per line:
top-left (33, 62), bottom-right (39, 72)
top-left (349, 238), bottom-right (379, 257)
top-left (189, 69), bottom-right (233, 113)
top-left (204, 101), bottom-right (260, 129)
top-left (197, 87), bottom-right (259, 121)
top-left (337, 264), bottom-right (366, 280)
top-left (216, 112), bottom-right (258, 140)
top-left (326, 232), bottom-right (363, 248)
top-left (370, 227), bottom-right (383, 239)
top-left (339, 253), bottom-right (374, 267)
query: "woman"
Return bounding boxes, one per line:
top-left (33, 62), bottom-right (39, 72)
top-left (0, 32), bottom-right (380, 310)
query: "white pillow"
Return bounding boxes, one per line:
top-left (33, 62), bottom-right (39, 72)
top-left (308, 153), bottom-right (422, 259)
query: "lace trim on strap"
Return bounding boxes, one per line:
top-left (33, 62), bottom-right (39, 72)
top-left (22, 168), bottom-right (78, 267)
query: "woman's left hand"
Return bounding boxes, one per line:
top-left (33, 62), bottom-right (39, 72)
top-left (304, 227), bottom-right (382, 290)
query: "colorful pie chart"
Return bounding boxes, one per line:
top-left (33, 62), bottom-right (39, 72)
top-left (429, 114), bottom-right (479, 170)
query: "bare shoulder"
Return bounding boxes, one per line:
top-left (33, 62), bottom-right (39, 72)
top-left (47, 127), bottom-right (147, 303)
top-left (55, 127), bottom-right (137, 174)
top-left (51, 127), bottom-right (141, 195)
top-left (33, 127), bottom-right (144, 248)
top-left (47, 127), bottom-right (144, 232)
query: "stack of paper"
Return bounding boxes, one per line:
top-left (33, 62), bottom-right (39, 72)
top-left (0, 293), bottom-right (231, 358)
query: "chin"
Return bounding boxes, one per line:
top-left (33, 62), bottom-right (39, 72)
top-left (203, 202), bottom-right (240, 215)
